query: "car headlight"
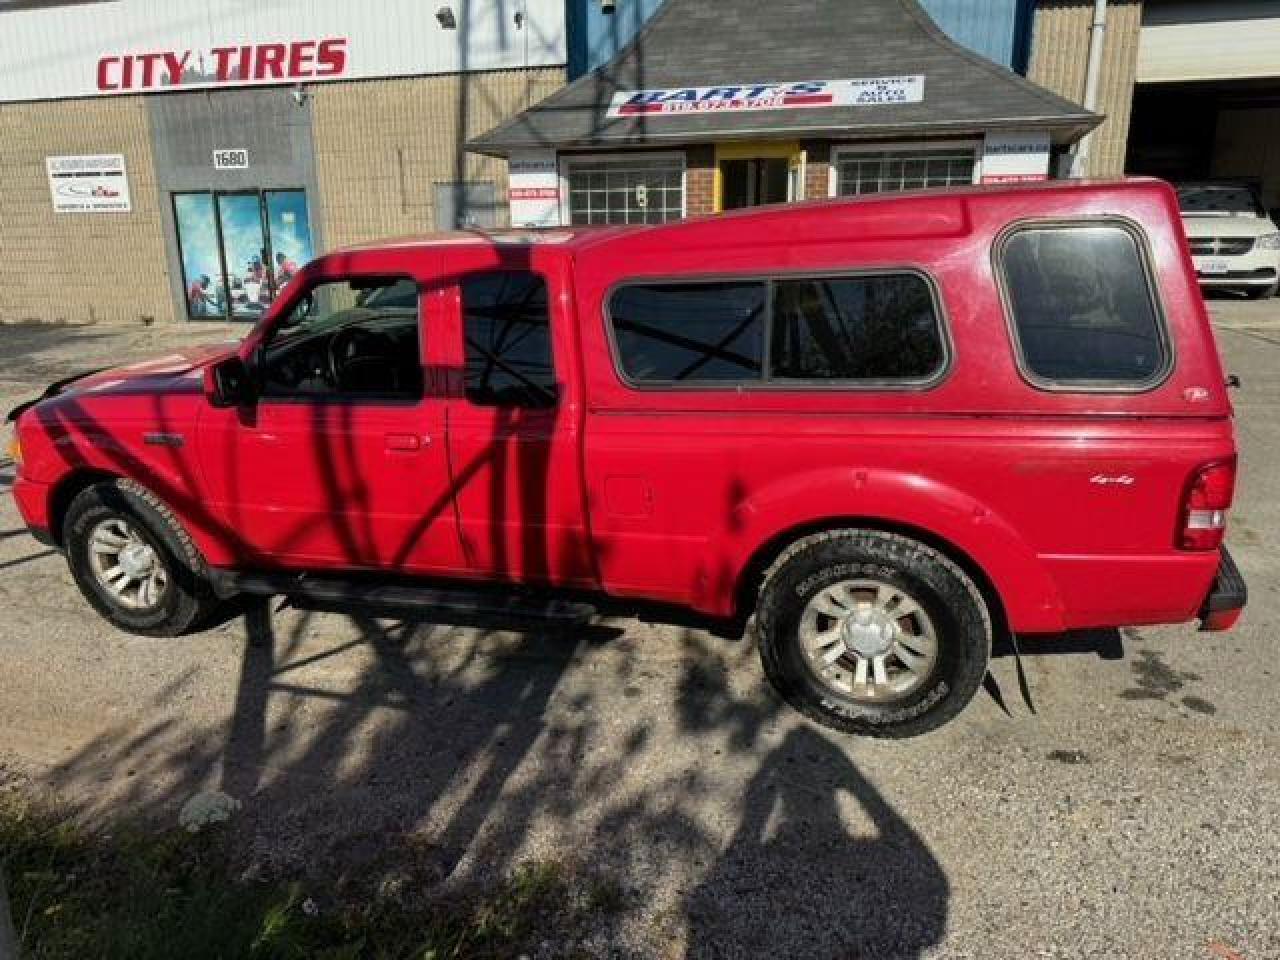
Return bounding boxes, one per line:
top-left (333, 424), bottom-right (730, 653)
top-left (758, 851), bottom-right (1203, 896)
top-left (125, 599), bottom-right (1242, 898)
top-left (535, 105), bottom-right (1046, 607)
top-left (5, 432), bottom-right (21, 466)
top-left (1257, 233), bottom-right (1280, 250)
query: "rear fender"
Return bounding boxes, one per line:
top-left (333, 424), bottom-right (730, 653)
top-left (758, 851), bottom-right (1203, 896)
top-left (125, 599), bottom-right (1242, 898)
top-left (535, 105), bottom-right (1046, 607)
top-left (700, 467), bottom-right (1066, 632)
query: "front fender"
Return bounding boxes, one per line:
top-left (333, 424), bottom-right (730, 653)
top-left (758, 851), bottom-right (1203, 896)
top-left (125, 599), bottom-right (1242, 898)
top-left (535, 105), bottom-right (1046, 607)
top-left (696, 466), bottom-right (1066, 633)
top-left (21, 398), bottom-right (242, 565)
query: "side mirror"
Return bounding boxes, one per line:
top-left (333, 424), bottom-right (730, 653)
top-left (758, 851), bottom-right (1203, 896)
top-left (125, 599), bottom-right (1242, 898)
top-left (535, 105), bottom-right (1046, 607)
top-left (206, 355), bottom-right (256, 408)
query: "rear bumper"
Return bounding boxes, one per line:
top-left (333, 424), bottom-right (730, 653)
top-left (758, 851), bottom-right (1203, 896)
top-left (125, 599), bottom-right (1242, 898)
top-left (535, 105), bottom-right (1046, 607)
top-left (1199, 548), bottom-right (1247, 631)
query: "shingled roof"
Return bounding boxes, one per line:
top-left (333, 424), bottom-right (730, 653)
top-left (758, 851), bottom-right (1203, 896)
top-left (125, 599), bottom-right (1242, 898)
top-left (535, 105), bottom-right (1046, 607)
top-left (468, 0), bottom-right (1100, 156)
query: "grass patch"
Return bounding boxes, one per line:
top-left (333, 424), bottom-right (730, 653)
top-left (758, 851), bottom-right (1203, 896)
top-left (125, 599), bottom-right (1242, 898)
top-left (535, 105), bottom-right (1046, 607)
top-left (0, 791), bottom-right (615, 959)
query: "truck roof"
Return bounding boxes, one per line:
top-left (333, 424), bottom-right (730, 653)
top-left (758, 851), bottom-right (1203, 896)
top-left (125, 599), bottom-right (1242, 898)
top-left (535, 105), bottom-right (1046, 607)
top-left (328, 178), bottom-right (1173, 260)
top-left (333, 224), bottom-right (631, 254)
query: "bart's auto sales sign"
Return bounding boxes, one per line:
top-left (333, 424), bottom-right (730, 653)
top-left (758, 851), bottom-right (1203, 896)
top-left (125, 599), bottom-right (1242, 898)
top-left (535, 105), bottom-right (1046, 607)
top-left (607, 77), bottom-right (925, 118)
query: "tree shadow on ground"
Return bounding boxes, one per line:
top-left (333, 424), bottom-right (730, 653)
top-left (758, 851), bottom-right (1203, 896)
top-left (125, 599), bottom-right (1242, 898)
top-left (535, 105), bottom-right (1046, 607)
top-left (37, 597), bottom-right (952, 957)
top-left (684, 727), bottom-right (947, 959)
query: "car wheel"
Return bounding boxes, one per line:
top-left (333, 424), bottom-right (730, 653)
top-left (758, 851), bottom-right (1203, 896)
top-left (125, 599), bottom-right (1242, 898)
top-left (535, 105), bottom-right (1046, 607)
top-left (755, 529), bottom-right (991, 738)
top-left (1245, 283), bottom-right (1278, 300)
top-left (63, 479), bottom-right (215, 637)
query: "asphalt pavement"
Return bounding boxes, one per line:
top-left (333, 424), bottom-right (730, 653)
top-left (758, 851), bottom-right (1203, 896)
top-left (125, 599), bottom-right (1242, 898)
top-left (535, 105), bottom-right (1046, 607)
top-left (0, 301), bottom-right (1277, 958)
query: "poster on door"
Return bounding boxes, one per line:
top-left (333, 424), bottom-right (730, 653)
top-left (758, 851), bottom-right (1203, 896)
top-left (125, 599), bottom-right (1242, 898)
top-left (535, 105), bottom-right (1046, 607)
top-left (46, 155), bottom-right (132, 213)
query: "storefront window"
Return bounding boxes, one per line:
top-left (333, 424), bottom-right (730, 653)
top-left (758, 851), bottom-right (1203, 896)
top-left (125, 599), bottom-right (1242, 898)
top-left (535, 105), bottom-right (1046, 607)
top-left (174, 189), bottom-right (313, 321)
top-left (832, 146), bottom-right (977, 195)
top-left (565, 154), bottom-right (684, 225)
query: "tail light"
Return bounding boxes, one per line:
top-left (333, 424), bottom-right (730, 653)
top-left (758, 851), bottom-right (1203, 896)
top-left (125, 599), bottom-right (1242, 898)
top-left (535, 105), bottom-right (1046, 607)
top-left (1179, 459), bottom-right (1236, 550)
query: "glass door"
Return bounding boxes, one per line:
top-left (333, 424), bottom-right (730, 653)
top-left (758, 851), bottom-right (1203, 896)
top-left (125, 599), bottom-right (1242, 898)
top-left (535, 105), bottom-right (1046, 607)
top-left (174, 193), bottom-right (225, 319)
top-left (173, 189), bottom-right (314, 321)
top-left (217, 192), bottom-right (271, 319)
top-left (264, 190), bottom-right (313, 295)
top-left (714, 142), bottom-right (805, 212)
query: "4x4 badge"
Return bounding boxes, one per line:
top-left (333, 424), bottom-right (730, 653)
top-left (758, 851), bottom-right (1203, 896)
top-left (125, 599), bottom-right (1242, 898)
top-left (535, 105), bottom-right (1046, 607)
top-left (1090, 474), bottom-right (1135, 486)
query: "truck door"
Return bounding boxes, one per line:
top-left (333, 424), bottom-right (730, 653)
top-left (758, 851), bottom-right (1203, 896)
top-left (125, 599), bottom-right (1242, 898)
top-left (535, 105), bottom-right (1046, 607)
top-left (197, 271), bottom-right (467, 573)
top-left (441, 266), bottom-right (595, 586)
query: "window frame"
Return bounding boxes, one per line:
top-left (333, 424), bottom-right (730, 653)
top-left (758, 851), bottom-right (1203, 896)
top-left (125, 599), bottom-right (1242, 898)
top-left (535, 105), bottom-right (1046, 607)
top-left (993, 216), bottom-right (1175, 394)
top-left (254, 272), bottom-right (427, 407)
top-left (827, 140), bottom-right (982, 197)
top-left (459, 268), bottom-right (561, 410)
top-left (559, 151), bottom-right (688, 226)
top-left (603, 267), bottom-right (953, 392)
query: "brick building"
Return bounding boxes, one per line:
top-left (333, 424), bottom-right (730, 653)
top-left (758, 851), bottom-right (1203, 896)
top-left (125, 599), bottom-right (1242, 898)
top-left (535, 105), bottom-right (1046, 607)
top-left (0, 0), bottom-right (567, 326)
top-left (2, 0), bottom-right (1275, 326)
top-left (471, 0), bottom-right (1098, 227)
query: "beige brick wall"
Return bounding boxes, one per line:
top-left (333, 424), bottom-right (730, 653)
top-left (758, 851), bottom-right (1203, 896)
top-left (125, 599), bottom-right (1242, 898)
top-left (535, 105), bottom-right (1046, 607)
top-left (311, 68), bottom-right (565, 249)
top-left (0, 97), bottom-right (172, 325)
top-left (1029, 0), bottom-right (1143, 177)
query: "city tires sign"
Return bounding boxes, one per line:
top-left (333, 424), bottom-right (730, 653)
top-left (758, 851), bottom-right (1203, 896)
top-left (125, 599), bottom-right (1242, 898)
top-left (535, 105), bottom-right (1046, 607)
top-left (96, 39), bottom-right (347, 93)
top-left (607, 77), bottom-right (925, 118)
top-left (46, 155), bottom-right (131, 213)
top-left (0, 0), bottom-right (567, 103)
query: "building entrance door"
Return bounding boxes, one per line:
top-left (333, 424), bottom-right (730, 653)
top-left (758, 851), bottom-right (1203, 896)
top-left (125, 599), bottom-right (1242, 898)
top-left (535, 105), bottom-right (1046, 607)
top-left (715, 142), bottom-right (805, 211)
top-left (173, 189), bottom-right (314, 321)
top-left (721, 158), bottom-right (790, 209)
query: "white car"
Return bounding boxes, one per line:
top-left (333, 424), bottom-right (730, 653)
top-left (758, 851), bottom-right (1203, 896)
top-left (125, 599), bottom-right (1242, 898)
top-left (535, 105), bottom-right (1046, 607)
top-left (1177, 183), bottom-right (1280, 299)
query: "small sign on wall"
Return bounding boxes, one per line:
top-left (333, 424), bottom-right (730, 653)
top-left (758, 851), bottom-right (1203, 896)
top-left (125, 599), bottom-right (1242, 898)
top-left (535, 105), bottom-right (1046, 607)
top-left (212, 148), bottom-right (250, 170)
top-left (46, 154), bottom-right (132, 213)
top-left (981, 131), bottom-right (1050, 184)
top-left (508, 149), bottom-right (561, 228)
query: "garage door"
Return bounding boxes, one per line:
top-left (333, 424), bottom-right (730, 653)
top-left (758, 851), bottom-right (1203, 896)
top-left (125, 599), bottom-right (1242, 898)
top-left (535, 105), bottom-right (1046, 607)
top-left (1138, 0), bottom-right (1280, 83)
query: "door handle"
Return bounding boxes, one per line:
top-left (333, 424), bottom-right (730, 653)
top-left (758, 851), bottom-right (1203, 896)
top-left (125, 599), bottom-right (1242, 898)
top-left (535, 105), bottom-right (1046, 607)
top-left (385, 433), bottom-right (423, 451)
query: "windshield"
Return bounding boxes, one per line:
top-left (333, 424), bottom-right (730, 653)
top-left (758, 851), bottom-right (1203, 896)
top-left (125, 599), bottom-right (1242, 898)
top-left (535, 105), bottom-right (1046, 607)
top-left (1176, 185), bottom-right (1264, 217)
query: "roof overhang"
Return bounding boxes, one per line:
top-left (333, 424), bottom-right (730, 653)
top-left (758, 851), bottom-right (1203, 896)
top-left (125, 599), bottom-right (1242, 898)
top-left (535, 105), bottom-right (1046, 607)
top-left (469, 0), bottom-right (1101, 159)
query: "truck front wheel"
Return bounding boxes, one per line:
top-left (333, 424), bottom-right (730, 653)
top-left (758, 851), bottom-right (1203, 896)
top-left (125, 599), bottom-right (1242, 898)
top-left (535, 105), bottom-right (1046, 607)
top-left (63, 479), bottom-right (216, 637)
top-left (755, 529), bottom-right (991, 738)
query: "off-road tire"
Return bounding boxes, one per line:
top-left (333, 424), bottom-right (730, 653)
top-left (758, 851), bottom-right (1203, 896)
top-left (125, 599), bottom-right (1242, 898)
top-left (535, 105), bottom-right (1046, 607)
top-left (756, 529), bottom-right (992, 738)
top-left (63, 478), bottom-right (215, 637)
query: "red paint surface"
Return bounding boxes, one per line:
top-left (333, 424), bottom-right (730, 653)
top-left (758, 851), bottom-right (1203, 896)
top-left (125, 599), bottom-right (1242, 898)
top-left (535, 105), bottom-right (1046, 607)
top-left (12, 180), bottom-right (1239, 632)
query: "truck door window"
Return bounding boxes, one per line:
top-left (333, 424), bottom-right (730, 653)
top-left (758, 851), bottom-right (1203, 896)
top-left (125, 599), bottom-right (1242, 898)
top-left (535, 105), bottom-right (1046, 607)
top-left (258, 276), bottom-right (423, 402)
top-left (461, 271), bottom-right (558, 408)
top-left (609, 281), bottom-right (766, 383)
top-left (770, 274), bottom-right (944, 382)
top-left (999, 223), bottom-right (1170, 389)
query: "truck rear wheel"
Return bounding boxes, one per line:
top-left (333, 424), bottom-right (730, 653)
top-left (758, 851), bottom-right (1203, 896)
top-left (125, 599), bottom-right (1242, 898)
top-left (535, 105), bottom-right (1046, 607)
top-left (755, 529), bottom-right (991, 738)
top-left (63, 479), bottom-right (215, 637)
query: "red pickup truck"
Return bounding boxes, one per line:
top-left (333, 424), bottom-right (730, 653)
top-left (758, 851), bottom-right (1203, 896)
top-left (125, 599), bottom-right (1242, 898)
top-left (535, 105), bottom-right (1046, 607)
top-left (7, 179), bottom-right (1245, 737)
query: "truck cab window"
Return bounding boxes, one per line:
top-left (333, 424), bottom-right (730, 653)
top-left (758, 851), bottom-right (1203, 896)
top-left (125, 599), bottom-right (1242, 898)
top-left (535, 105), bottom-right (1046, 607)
top-left (462, 271), bottom-right (558, 408)
top-left (258, 276), bottom-right (423, 401)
